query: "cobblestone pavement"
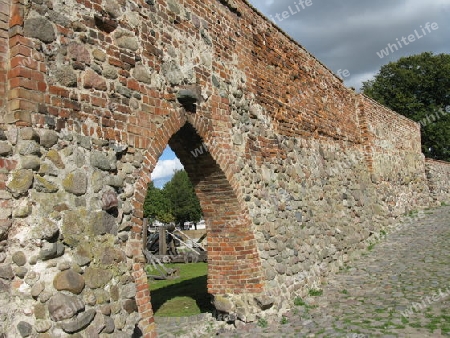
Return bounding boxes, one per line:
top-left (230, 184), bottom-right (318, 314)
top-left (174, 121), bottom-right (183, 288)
top-left (155, 206), bottom-right (450, 338)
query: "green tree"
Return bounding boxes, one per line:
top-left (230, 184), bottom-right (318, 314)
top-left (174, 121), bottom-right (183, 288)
top-left (143, 182), bottom-right (174, 224)
top-left (362, 52), bottom-right (450, 161)
top-left (163, 170), bottom-right (202, 227)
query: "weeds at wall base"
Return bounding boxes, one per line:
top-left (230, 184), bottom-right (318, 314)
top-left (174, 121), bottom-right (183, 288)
top-left (308, 288), bottom-right (323, 297)
top-left (257, 317), bottom-right (268, 328)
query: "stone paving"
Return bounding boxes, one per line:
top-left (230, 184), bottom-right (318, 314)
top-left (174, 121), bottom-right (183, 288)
top-left (155, 206), bottom-right (450, 337)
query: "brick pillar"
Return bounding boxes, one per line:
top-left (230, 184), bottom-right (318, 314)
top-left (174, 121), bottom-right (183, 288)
top-left (0, 0), bottom-right (9, 117)
top-left (357, 95), bottom-right (374, 172)
top-left (7, 0), bottom-right (46, 126)
top-left (130, 175), bottom-right (157, 337)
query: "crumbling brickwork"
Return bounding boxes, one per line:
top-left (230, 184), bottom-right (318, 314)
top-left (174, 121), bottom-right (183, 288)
top-left (0, 0), bottom-right (448, 337)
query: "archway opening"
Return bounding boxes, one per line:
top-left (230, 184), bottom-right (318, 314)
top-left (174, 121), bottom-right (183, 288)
top-left (144, 145), bottom-right (212, 317)
top-left (168, 123), bottom-right (262, 296)
top-left (144, 122), bottom-right (263, 320)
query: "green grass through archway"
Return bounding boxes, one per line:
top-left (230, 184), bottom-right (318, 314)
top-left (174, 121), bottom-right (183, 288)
top-left (148, 262), bottom-right (214, 317)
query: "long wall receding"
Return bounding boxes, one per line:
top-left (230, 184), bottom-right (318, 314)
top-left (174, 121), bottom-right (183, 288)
top-left (0, 0), bottom-right (449, 336)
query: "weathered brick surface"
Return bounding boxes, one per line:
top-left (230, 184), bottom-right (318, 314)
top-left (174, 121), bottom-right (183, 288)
top-left (0, 0), bottom-right (448, 336)
top-left (0, 0), bottom-right (8, 117)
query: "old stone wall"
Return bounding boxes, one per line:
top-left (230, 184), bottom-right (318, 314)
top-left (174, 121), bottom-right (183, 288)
top-left (0, 0), bottom-right (448, 337)
top-left (0, 126), bottom-right (146, 337)
top-left (360, 95), bottom-right (431, 216)
top-left (426, 159), bottom-right (450, 205)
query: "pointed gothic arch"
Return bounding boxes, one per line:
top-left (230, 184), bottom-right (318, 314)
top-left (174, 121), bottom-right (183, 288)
top-left (128, 111), bottom-right (263, 332)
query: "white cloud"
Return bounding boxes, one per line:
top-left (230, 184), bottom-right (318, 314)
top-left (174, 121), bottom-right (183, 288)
top-left (151, 158), bottom-right (184, 181)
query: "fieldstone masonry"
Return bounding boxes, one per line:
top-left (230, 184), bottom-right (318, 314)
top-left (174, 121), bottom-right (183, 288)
top-left (0, 0), bottom-right (448, 336)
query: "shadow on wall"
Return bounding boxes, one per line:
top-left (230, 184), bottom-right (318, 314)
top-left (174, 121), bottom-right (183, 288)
top-left (132, 325), bottom-right (143, 337)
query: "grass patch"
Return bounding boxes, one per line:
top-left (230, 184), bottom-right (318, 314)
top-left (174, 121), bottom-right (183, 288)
top-left (443, 325), bottom-right (450, 335)
top-left (257, 318), bottom-right (268, 328)
top-left (308, 288), bottom-right (323, 296)
top-left (280, 316), bottom-right (288, 324)
top-left (341, 289), bottom-right (349, 294)
top-left (305, 304), bottom-right (318, 311)
top-left (148, 262), bottom-right (214, 317)
top-left (293, 296), bottom-right (317, 313)
top-left (339, 264), bottom-right (351, 271)
top-left (294, 297), bottom-right (306, 306)
top-left (407, 210), bottom-right (419, 217)
top-left (425, 317), bottom-right (441, 333)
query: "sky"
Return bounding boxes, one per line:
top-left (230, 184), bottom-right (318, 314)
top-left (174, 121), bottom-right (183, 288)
top-left (151, 1), bottom-right (450, 186)
top-left (151, 146), bottom-right (183, 188)
top-left (247, 0), bottom-right (450, 89)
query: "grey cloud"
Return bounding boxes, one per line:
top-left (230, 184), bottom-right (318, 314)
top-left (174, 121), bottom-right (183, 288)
top-left (248, 0), bottom-right (450, 89)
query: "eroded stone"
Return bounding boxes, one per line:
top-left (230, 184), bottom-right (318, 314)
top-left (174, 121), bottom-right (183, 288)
top-left (24, 16), bottom-right (56, 43)
top-left (12, 251), bottom-right (26, 266)
top-left (60, 309), bottom-right (96, 333)
top-left (84, 267), bottom-right (112, 289)
top-left (48, 293), bottom-right (84, 321)
top-left (62, 170), bottom-right (88, 195)
top-left (53, 270), bottom-right (85, 294)
top-left (7, 170), bottom-right (34, 195)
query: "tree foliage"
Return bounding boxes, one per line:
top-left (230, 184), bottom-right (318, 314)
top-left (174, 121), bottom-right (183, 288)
top-left (143, 170), bottom-right (202, 226)
top-left (362, 52), bottom-right (450, 161)
top-left (143, 182), bottom-right (174, 224)
top-left (164, 170), bottom-right (202, 227)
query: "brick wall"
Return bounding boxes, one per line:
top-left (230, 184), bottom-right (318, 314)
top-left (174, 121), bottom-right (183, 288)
top-left (360, 95), bottom-right (430, 215)
top-left (0, 0), bottom-right (448, 336)
top-left (0, 0), bottom-right (8, 116)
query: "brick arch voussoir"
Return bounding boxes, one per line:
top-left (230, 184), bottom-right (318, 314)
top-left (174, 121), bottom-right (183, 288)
top-left (185, 113), bottom-right (249, 212)
top-left (130, 110), bottom-right (188, 222)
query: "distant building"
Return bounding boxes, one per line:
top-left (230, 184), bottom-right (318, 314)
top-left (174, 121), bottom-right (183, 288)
top-left (182, 220), bottom-right (206, 230)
